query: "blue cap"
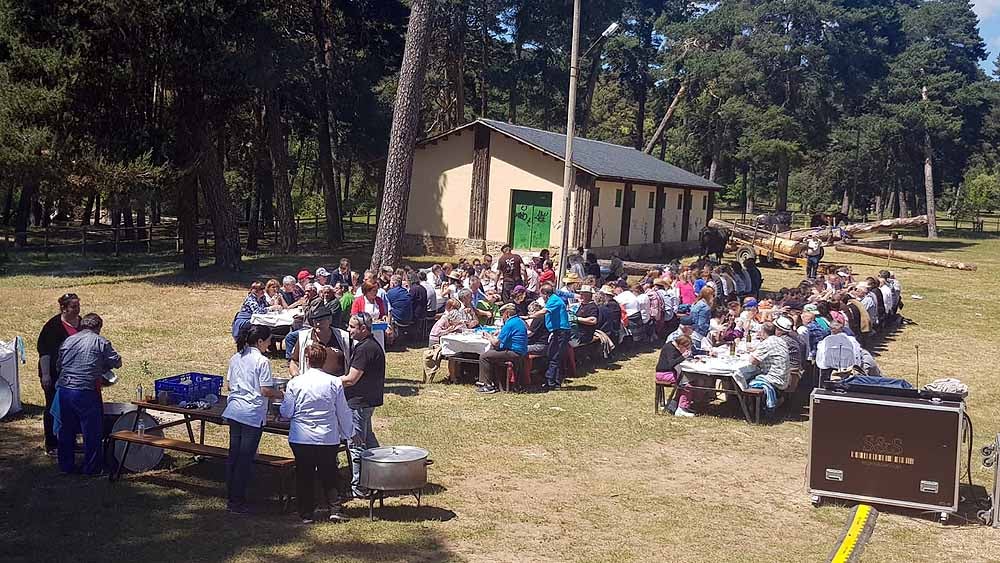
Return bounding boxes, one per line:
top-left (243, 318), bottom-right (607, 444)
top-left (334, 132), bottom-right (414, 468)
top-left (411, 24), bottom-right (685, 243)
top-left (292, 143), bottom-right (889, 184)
top-left (743, 299), bottom-right (759, 309)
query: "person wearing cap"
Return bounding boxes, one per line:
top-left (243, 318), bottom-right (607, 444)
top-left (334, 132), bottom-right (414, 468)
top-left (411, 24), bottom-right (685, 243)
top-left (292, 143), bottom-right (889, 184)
top-left (289, 306), bottom-right (348, 377)
top-left (804, 234), bottom-right (824, 279)
top-left (571, 285), bottom-right (599, 347)
top-left (530, 283), bottom-right (571, 390)
top-left (666, 316), bottom-right (706, 350)
top-left (798, 309), bottom-right (830, 361)
top-left (558, 271), bottom-right (581, 302)
top-left (477, 303), bottom-right (528, 394)
top-left (775, 316), bottom-right (806, 388)
top-left (297, 269), bottom-right (314, 293)
top-left (595, 286), bottom-right (622, 344)
top-left (315, 267), bottom-right (331, 287)
top-left (341, 311), bottom-right (386, 499)
top-left (746, 322), bottom-right (791, 412)
top-left (511, 285), bottom-right (529, 316)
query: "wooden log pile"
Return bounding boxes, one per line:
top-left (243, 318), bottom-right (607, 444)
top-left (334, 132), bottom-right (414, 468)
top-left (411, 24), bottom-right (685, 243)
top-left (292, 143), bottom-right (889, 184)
top-left (708, 218), bottom-right (804, 257)
top-left (781, 215), bottom-right (929, 242)
top-left (834, 243), bottom-right (978, 272)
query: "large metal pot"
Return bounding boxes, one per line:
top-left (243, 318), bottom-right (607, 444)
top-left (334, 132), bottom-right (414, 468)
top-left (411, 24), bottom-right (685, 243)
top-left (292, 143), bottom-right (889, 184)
top-left (360, 446), bottom-right (432, 491)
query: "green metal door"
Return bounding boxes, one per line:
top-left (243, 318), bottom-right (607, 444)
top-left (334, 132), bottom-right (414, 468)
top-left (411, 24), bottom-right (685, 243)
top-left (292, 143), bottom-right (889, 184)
top-left (510, 190), bottom-right (552, 250)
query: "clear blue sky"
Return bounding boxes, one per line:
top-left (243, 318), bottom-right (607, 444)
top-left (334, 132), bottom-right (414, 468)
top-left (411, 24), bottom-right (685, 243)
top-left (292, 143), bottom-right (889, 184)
top-left (977, 0), bottom-right (1000, 74)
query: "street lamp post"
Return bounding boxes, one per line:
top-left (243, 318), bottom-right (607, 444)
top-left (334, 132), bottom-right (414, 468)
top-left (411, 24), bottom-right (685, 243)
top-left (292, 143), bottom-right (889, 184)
top-left (555, 12), bottom-right (619, 286)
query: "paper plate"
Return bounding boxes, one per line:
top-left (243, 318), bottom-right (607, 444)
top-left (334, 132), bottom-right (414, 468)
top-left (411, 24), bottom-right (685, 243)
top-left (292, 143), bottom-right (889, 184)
top-left (111, 411), bottom-right (164, 472)
top-left (0, 382), bottom-right (11, 420)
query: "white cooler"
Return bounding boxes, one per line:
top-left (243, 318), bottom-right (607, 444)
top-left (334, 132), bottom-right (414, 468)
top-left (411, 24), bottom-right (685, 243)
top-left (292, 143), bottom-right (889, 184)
top-left (0, 337), bottom-right (25, 419)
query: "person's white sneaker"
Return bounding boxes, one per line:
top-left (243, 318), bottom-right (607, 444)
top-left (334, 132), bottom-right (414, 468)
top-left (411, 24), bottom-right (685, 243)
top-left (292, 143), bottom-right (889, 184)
top-left (674, 406), bottom-right (695, 418)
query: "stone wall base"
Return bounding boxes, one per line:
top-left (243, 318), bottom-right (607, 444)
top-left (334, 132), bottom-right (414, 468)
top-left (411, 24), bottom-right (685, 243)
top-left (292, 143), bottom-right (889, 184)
top-left (402, 233), bottom-right (508, 258)
top-left (590, 241), bottom-right (701, 263)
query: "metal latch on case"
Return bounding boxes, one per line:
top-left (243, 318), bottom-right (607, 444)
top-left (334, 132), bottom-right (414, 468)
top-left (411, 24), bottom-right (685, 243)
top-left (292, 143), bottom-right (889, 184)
top-left (920, 480), bottom-right (939, 494)
top-left (825, 469), bottom-right (844, 482)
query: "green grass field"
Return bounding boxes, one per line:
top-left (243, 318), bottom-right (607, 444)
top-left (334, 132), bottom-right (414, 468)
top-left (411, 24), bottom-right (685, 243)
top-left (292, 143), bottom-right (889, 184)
top-left (1, 231), bottom-right (999, 562)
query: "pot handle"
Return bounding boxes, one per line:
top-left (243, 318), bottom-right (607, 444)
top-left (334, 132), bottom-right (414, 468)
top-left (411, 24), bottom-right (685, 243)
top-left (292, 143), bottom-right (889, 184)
top-left (425, 459), bottom-right (434, 466)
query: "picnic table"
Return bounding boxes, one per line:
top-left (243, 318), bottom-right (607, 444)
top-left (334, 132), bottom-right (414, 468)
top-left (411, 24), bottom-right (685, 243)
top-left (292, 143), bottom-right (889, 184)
top-left (251, 307), bottom-right (302, 328)
top-left (108, 398), bottom-right (345, 503)
top-left (666, 348), bottom-right (766, 424)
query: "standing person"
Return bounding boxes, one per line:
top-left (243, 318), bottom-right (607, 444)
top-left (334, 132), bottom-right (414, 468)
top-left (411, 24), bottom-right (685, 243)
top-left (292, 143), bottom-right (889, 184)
top-left (804, 235), bottom-right (823, 279)
top-left (37, 293), bottom-right (81, 456)
top-left (497, 244), bottom-right (524, 301)
top-left (418, 271), bottom-right (438, 314)
top-left (223, 325), bottom-right (283, 514)
top-left (743, 258), bottom-right (763, 298)
top-left (531, 284), bottom-right (570, 391)
top-left (477, 303), bottom-right (528, 394)
top-left (279, 344), bottom-right (356, 523)
top-left (341, 312), bottom-right (386, 499)
top-left (55, 313), bottom-right (121, 474)
top-left (408, 273), bottom-right (428, 326)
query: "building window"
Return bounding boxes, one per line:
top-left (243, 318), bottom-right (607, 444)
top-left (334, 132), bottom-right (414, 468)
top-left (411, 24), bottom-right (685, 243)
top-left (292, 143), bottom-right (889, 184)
top-left (676, 194), bottom-right (683, 210)
top-left (615, 189), bottom-right (622, 208)
top-left (702, 195), bottom-right (708, 210)
top-left (592, 188), bottom-right (599, 207)
top-left (648, 193), bottom-right (655, 209)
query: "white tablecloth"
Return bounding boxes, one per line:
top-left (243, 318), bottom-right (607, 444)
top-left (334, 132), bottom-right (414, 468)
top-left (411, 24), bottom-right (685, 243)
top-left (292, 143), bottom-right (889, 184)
top-left (439, 332), bottom-right (492, 357)
top-left (251, 307), bottom-right (302, 328)
top-left (679, 353), bottom-right (754, 391)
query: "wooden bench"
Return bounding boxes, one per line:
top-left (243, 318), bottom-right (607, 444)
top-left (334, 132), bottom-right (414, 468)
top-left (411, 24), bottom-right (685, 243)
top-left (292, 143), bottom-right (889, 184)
top-left (109, 430), bottom-right (303, 505)
top-left (109, 431), bottom-right (296, 468)
top-left (659, 375), bottom-right (767, 423)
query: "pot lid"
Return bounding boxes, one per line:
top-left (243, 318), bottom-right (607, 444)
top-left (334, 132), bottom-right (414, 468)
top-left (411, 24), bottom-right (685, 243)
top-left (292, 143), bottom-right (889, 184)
top-left (361, 445), bottom-right (428, 463)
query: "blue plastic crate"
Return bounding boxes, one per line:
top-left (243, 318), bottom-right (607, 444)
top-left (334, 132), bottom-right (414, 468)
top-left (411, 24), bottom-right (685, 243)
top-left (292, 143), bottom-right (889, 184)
top-left (154, 373), bottom-right (223, 404)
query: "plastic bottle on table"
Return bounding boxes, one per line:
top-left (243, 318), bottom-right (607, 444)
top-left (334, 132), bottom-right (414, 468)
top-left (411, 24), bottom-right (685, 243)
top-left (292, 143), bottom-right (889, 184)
top-left (137, 421), bottom-right (145, 437)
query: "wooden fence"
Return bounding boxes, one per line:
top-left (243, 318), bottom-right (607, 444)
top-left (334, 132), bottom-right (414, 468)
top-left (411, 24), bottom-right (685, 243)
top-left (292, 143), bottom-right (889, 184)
top-left (0, 212), bottom-right (377, 257)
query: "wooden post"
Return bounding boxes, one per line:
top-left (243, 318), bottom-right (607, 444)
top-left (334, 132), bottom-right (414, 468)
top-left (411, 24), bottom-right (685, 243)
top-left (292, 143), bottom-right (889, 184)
top-left (146, 225), bottom-right (152, 253)
top-left (175, 225), bottom-right (180, 253)
top-left (114, 224), bottom-right (120, 256)
top-left (202, 223), bottom-right (208, 247)
top-left (44, 226), bottom-right (49, 258)
top-left (82, 228), bottom-right (87, 256)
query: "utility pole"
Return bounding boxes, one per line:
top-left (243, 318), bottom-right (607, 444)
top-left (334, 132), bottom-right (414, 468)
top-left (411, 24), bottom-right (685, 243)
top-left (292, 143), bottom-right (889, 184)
top-left (556, 0), bottom-right (581, 286)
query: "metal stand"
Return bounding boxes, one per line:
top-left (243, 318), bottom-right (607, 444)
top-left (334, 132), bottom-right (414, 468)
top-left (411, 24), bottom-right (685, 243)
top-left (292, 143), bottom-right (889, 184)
top-left (978, 434), bottom-right (1000, 527)
top-left (367, 488), bottom-right (424, 521)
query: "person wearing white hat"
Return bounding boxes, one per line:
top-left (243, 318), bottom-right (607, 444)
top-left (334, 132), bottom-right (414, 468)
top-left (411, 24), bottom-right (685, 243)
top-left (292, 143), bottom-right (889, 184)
top-left (315, 267), bottom-right (331, 286)
top-left (570, 286), bottom-right (599, 347)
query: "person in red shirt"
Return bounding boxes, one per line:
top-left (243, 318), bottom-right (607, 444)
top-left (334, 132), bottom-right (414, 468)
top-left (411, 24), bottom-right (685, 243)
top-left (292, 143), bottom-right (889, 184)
top-left (36, 293), bottom-right (81, 455)
top-left (537, 259), bottom-right (555, 285)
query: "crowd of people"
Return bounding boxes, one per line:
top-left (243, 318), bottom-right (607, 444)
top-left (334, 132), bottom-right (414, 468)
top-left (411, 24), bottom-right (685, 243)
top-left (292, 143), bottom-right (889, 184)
top-left (38, 241), bottom-right (903, 523)
top-left (655, 261), bottom-right (902, 418)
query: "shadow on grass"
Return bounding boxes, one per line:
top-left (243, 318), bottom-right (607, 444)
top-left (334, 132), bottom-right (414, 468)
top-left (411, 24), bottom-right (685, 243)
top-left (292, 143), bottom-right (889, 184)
top-left (816, 482), bottom-right (990, 527)
top-left (385, 378), bottom-right (421, 397)
top-left (0, 422), bottom-right (462, 562)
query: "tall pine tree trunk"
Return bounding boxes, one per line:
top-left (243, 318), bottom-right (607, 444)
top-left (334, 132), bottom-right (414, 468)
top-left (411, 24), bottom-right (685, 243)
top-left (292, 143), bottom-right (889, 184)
top-left (447, 2), bottom-right (467, 127)
top-left (2, 184), bottom-right (13, 225)
top-left (82, 192), bottom-right (95, 226)
top-left (199, 126), bottom-right (242, 269)
top-left (263, 89), bottom-right (297, 254)
top-left (775, 154), bottom-right (789, 212)
top-left (312, 0), bottom-right (343, 246)
top-left (370, 0), bottom-right (433, 271)
top-left (175, 92), bottom-right (202, 272)
top-left (122, 195), bottom-right (135, 240)
top-left (922, 88), bottom-right (938, 238)
top-left (14, 179), bottom-right (36, 247)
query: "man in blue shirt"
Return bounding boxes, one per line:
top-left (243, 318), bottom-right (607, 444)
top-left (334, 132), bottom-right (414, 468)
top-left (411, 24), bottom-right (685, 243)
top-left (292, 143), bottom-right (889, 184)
top-left (531, 283), bottom-right (571, 390)
top-left (384, 275), bottom-right (413, 324)
top-left (477, 303), bottom-right (527, 394)
top-left (56, 313), bottom-right (122, 474)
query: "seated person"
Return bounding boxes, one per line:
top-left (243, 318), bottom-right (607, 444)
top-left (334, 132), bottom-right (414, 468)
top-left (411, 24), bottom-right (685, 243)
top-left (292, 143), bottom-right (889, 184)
top-left (746, 322), bottom-right (791, 412)
top-left (428, 298), bottom-right (465, 346)
top-left (477, 303), bottom-right (528, 394)
top-left (281, 276), bottom-right (306, 308)
top-left (525, 301), bottom-right (550, 356)
top-left (511, 285), bottom-right (529, 317)
top-left (595, 287), bottom-right (622, 343)
top-left (455, 289), bottom-right (480, 329)
top-left (265, 279), bottom-right (288, 310)
top-left (571, 285), bottom-right (599, 347)
top-left (654, 335), bottom-right (705, 418)
top-left (475, 288), bottom-right (501, 326)
top-left (385, 275), bottom-right (414, 325)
